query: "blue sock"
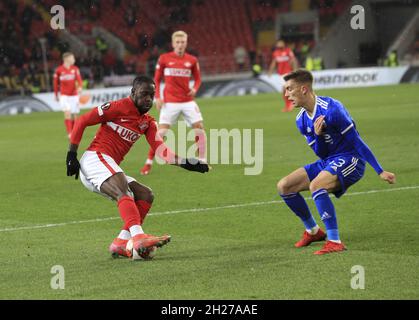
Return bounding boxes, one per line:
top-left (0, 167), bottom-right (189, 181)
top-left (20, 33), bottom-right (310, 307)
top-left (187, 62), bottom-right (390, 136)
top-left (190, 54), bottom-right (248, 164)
top-left (280, 193), bottom-right (317, 231)
top-left (312, 189), bottom-right (340, 241)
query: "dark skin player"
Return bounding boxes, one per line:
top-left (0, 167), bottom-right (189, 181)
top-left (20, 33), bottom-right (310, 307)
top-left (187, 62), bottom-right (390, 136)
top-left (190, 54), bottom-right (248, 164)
top-left (66, 80), bottom-right (209, 203)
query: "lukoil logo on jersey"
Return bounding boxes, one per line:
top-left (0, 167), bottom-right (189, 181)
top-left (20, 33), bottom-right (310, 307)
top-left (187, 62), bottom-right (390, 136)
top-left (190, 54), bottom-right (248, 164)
top-left (60, 74), bottom-right (76, 81)
top-left (164, 68), bottom-right (192, 77)
top-left (107, 122), bottom-right (140, 142)
top-left (275, 56), bottom-right (290, 62)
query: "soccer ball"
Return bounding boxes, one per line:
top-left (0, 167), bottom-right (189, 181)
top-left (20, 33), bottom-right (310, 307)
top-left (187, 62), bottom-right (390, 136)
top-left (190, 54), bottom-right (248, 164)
top-left (140, 246), bottom-right (157, 260)
top-left (126, 239), bottom-right (156, 261)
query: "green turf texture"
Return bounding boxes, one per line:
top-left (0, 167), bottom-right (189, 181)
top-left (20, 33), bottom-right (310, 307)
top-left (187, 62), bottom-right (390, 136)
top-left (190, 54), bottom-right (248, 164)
top-left (0, 84), bottom-right (418, 299)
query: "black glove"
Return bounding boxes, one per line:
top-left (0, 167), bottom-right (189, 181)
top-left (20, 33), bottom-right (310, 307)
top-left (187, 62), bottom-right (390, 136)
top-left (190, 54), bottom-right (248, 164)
top-left (66, 151), bottom-right (80, 179)
top-left (180, 158), bottom-right (209, 173)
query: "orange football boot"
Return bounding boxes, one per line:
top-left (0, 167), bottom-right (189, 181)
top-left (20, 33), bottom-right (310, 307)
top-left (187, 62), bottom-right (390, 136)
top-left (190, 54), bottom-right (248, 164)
top-left (295, 229), bottom-right (326, 248)
top-left (109, 238), bottom-right (131, 258)
top-left (132, 233), bottom-right (171, 256)
top-left (314, 240), bottom-right (347, 255)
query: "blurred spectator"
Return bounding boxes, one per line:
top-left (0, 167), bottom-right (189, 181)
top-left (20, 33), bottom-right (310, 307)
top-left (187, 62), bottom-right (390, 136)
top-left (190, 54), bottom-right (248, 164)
top-left (234, 46), bottom-right (247, 71)
top-left (138, 33), bottom-right (149, 53)
top-left (21, 5), bottom-right (35, 39)
top-left (305, 55), bottom-right (324, 71)
top-left (102, 50), bottom-right (117, 75)
top-left (125, 2), bottom-right (140, 28)
top-left (96, 36), bottom-right (108, 54)
top-left (125, 8), bottom-right (136, 28)
top-left (89, 52), bottom-right (104, 81)
top-left (88, 1), bottom-right (101, 20)
top-left (152, 26), bottom-right (171, 49)
top-left (169, 4), bottom-right (190, 24)
top-left (146, 46), bottom-right (160, 77)
top-left (384, 50), bottom-right (399, 67)
top-left (124, 55), bottom-right (137, 74)
top-left (252, 63), bottom-right (262, 78)
top-left (295, 41), bottom-right (310, 66)
top-left (115, 59), bottom-right (127, 75)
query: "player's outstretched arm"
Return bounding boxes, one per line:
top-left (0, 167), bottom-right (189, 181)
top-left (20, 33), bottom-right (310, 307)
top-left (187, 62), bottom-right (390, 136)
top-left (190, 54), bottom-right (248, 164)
top-left (145, 121), bottom-right (210, 173)
top-left (343, 128), bottom-right (396, 184)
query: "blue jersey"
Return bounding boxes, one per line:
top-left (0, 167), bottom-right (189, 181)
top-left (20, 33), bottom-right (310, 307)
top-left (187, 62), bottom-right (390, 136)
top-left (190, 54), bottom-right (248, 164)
top-left (296, 95), bottom-right (383, 175)
top-left (296, 96), bottom-right (358, 159)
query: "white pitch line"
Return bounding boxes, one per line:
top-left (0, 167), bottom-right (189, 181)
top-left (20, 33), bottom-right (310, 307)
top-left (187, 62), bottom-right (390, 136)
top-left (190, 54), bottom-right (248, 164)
top-left (1, 185), bottom-right (418, 233)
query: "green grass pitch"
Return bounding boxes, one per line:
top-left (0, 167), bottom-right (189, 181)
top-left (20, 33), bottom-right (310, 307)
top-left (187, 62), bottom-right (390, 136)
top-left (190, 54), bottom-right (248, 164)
top-left (0, 84), bottom-right (418, 299)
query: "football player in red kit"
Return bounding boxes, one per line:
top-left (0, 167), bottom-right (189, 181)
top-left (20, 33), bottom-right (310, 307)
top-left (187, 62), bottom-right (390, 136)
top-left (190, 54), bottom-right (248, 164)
top-left (140, 30), bottom-right (206, 175)
top-left (66, 75), bottom-right (209, 260)
top-left (53, 52), bottom-right (83, 138)
top-left (268, 40), bottom-right (298, 112)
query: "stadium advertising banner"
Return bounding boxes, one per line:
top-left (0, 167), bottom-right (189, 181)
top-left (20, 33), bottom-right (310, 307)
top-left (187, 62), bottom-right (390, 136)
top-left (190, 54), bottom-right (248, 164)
top-left (0, 86), bottom-right (131, 115)
top-left (260, 66), bottom-right (409, 91)
top-left (34, 86), bottom-right (132, 112)
top-left (0, 66), bottom-right (411, 116)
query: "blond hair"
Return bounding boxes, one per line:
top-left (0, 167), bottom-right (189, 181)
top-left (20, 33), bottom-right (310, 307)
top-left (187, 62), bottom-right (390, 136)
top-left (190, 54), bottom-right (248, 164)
top-left (62, 52), bottom-right (74, 60)
top-left (172, 30), bottom-right (188, 41)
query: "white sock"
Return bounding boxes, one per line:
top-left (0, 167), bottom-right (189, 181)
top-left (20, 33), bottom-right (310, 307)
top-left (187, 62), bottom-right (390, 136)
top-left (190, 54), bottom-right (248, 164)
top-left (117, 230), bottom-right (131, 240)
top-left (306, 225), bottom-right (320, 235)
top-left (329, 239), bottom-right (341, 244)
top-left (129, 225), bottom-right (144, 237)
top-left (145, 158), bottom-right (153, 165)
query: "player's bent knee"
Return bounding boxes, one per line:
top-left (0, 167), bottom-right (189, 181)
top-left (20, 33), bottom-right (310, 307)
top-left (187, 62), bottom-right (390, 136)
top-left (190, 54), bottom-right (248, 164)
top-left (129, 182), bottom-right (154, 203)
top-left (309, 179), bottom-right (324, 194)
top-left (147, 190), bottom-right (154, 204)
top-left (277, 177), bottom-right (290, 194)
top-left (140, 187), bottom-right (154, 203)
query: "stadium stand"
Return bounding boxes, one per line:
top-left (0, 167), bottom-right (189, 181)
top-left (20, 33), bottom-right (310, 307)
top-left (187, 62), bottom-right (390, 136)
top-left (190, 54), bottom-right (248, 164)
top-left (0, 0), bottom-right (396, 96)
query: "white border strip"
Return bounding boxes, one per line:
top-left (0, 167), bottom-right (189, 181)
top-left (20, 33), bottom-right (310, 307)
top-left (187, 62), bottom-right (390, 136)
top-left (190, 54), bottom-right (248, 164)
top-left (1, 185), bottom-right (418, 233)
top-left (341, 123), bottom-right (354, 135)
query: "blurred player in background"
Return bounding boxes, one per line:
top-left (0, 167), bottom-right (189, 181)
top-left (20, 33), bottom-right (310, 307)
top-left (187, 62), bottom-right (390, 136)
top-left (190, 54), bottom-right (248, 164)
top-left (66, 75), bottom-right (209, 260)
top-left (140, 30), bottom-right (205, 175)
top-left (276, 69), bottom-right (396, 255)
top-left (268, 39), bottom-right (298, 112)
top-left (53, 52), bottom-right (83, 138)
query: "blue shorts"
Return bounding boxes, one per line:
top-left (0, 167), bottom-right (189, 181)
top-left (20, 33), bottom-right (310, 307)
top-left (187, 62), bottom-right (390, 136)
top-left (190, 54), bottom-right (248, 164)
top-left (304, 155), bottom-right (366, 198)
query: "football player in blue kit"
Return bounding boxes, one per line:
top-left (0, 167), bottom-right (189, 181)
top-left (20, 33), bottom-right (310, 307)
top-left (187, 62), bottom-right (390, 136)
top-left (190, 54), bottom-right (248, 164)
top-left (277, 69), bottom-right (396, 255)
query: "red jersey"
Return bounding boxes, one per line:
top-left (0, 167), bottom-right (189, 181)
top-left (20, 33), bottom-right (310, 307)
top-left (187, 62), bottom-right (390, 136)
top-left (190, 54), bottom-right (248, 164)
top-left (70, 97), bottom-right (174, 164)
top-left (53, 64), bottom-right (83, 96)
top-left (154, 52), bottom-right (201, 103)
top-left (272, 48), bottom-right (295, 75)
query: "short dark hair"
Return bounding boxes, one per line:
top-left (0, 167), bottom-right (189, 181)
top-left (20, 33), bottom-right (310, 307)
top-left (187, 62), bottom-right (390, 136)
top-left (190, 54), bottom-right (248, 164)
top-left (132, 75), bottom-right (155, 88)
top-left (283, 69), bottom-right (313, 85)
